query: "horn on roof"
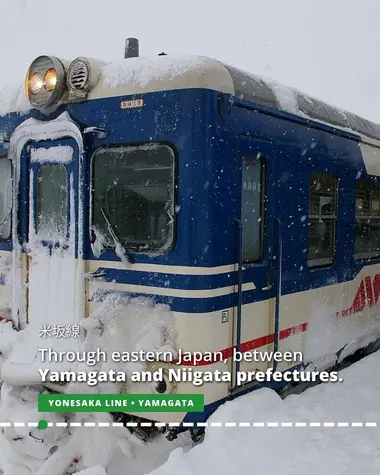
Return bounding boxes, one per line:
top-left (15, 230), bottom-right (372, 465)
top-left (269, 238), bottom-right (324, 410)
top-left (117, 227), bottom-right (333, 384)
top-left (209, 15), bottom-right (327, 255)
top-left (125, 38), bottom-right (139, 59)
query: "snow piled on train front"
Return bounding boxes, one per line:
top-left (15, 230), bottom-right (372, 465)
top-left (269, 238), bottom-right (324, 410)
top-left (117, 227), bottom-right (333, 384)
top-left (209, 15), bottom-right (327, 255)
top-left (0, 294), bottom-right (178, 474)
top-left (0, 110), bottom-right (179, 474)
top-left (69, 293), bottom-right (178, 395)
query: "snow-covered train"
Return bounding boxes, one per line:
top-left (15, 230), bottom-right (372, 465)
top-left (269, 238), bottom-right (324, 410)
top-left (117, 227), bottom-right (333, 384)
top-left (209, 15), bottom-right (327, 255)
top-left (1, 38), bottom-right (380, 443)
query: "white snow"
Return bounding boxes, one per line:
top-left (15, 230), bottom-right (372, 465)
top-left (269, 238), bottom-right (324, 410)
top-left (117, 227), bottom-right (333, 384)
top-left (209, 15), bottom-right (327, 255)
top-left (7, 112), bottom-right (84, 331)
top-left (0, 292), bottom-right (178, 473)
top-left (258, 75), bottom-right (307, 117)
top-left (0, 384), bottom-right (73, 475)
top-left (142, 350), bottom-right (380, 475)
top-left (76, 468), bottom-right (107, 475)
top-left (101, 55), bottom-right (212, 90)
top-left (30, 146), bottom-right (73, 164)
top-left (304, 298), bottom-right (380, 370)
top-left (69, 294), bottom-right (177, 394)
top-left (0, 85), bottom-right (30, 118)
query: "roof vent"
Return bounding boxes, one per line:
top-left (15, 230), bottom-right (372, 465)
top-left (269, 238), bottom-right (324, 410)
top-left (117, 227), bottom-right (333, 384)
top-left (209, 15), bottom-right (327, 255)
top-left (125, 38), bottom-right (139, 59)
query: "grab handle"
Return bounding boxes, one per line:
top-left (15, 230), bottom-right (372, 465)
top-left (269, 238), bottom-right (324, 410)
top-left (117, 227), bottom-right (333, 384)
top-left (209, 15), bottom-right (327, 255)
top-left (234, 218), bottom-right (243, 388)
top-left (273, 217), bottom-right (282, 371)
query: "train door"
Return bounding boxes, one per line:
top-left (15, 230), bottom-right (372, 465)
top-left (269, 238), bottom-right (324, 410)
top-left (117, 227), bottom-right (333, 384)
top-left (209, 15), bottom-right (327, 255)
top-left (232, 136), bottom-right (277, 390)
top-left (19, 138), bottom-right (82, 333)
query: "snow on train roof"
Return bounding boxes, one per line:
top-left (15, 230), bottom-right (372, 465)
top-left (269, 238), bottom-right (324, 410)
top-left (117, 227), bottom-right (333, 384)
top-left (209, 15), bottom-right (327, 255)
top-left (0, 84), bottom-right (30, 117)
top-left (1, 54), bottom-right (380, 143)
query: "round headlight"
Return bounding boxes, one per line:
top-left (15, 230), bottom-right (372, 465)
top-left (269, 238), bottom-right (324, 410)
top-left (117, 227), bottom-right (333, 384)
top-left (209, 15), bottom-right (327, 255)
top-left (44, 68), bottom-right (57, 91)
top-left (25, 55), bottom-right (66, 110)
top-left (29, 72), bottom-right (44, 95)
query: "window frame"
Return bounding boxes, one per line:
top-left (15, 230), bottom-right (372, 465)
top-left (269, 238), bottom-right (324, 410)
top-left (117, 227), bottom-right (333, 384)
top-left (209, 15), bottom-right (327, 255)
top-left (307, 172), bottom-right (339, 268)
top-left (241, 155), bottom-right (266, 264)
top-left (90, 142), bottom-right (178, 256)
top-left (354, 178), bottom-right (380, 260)
top-left (0, 156), bottom-right (12, 242)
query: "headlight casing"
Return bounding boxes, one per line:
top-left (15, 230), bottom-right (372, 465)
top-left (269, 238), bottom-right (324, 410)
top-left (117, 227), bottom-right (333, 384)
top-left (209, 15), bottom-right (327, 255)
top-left (25, 55), bottom-right (66, 110)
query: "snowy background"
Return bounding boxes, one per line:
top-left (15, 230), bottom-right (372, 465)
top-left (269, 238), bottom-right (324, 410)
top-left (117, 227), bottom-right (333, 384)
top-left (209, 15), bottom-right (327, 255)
top-left (1, 1), bottom-right (380, 474)
top-left (1, 0), bottom-right (380, 122)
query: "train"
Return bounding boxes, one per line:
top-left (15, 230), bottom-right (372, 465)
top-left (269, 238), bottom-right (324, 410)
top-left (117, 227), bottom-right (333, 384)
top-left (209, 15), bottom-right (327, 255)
top-left (1, 38), bottom-right (380, 443)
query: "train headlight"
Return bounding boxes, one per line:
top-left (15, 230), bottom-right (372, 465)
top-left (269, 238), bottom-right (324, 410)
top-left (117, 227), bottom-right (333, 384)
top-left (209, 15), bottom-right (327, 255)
top-left (28, 72), bottom-right (44, 95)
top-left (44, 68), bottom-right (58, 91)
top-left (25, 55), bottom-right (66, 110)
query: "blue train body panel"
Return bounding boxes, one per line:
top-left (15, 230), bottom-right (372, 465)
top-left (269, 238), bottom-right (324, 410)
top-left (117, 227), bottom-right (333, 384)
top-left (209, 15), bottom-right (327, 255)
top-left (0, 86), bottom-right (377, 314)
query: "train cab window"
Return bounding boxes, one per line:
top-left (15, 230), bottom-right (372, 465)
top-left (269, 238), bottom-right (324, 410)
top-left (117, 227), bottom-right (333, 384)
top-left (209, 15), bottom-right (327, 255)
top-left (308, 173), bottom-right (338, 266)
top-left (354, 180), bottom-right (380, 258)
top-left (36, 165), bottom-right (68, 240)
top-left (92, 144), bottom-right (175, 253)
top-left (241, 156), bottom-right (265, 262)
top-left (0, 158), bottom-right (11, 240)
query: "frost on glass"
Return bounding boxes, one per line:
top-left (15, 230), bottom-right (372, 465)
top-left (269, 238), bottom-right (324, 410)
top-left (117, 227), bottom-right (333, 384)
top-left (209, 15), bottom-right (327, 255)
top-left (241, 157), bottom-right (264, 262)
top-left (36, 165), bottom-right (68, 241)
top-left (0, 159), bottom-right (12, 240)
top-left (92, 144), bottom-right (175, 253)
top-left (355, 180), bottom-right (380, 258)
top-left (308, 173), bottom-right (338, 265)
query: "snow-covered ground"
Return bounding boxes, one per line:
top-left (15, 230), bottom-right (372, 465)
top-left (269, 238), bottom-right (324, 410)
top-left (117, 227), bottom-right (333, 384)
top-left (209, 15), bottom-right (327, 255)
top-left (0, 350), bottom-right (378, 475)
top-left (105, 350), bottom-right (380, 475)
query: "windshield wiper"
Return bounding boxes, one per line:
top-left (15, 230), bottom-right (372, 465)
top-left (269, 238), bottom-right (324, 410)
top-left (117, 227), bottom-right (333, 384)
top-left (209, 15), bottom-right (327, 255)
top-left (100, 207), bottom-right (133, 264)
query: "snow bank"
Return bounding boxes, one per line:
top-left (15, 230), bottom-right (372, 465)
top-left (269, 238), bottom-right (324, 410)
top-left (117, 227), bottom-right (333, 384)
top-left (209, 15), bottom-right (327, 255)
top-left (0, 383), bottom-right (71, 475)
top-left (76, 467), bottom-right (107, 475)
top-left (147, 350), bottom-right (380, 475)
top-left (304, 296), bottom-right (380, 370)
top-left (0, 246), bottom-right (81, 385)
top-left (0, 289), bottom-right (178, 472)
top-left (70, 294), bottom-right (177, 394)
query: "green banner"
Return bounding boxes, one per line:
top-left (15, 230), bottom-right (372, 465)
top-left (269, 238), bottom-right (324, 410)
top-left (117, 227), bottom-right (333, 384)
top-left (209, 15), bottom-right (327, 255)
top-left (38, 394), bottom-right (204, 413)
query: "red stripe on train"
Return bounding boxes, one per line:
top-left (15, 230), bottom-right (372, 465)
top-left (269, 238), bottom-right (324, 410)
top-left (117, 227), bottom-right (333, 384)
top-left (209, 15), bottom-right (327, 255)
top-left (170, 273), bottom-right (380, 366)
top-left (169, 322), bottom-right (309, 366)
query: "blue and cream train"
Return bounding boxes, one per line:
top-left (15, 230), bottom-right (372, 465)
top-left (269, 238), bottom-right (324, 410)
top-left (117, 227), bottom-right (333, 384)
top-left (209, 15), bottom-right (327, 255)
top-left (1, 39), bottom-right (380, 438)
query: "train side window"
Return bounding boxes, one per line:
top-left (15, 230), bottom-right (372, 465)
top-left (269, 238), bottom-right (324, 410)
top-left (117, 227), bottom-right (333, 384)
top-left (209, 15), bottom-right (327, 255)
top-left (36, 165), bottom-right (68, 240)
top-left (92, 144), bottom-right (176, 253)
top-left (0, 158), bottom-right (12, 241)
top-left (354, 180), bottom-right (380, 259)
top-left (241, 156), bottom-right (265, 263)
top-left (308, 173), bottom-right (338, 266)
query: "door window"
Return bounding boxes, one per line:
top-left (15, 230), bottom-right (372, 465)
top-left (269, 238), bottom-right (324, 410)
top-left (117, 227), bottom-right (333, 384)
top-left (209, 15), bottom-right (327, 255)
top-left (36, 164), bottom-right (68, 240)
top-left (241, 156), bottom-right (265, 262)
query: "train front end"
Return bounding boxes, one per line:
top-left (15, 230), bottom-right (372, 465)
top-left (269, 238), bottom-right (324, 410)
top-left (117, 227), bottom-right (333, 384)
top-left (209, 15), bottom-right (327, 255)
top-left (0, 45), bottom-right (236, 439)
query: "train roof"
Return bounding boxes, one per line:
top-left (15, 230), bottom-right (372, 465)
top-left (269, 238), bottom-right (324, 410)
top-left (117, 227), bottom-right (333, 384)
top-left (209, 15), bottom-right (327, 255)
top-left (1, 54), bottom-right (380, 144)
